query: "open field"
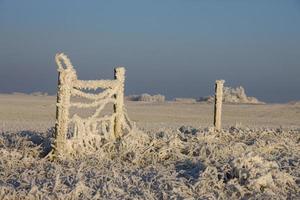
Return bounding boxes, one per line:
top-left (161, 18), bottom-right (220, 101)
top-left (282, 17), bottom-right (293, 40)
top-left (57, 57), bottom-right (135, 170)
top-left (0, 94), bottom-right (299, 199)
top-left (1, 94), bottom-right (300, 132)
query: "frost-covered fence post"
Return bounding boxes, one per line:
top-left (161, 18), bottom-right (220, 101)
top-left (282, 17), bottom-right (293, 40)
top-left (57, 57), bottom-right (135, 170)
top-left (114, 67), bottom-right (125, 138)
top-left (214, 80), bottom-right (225, 131)
top-left (54, 53), bottom-right (77, 155)
top-left (50, 53), bottom-right (133, 157)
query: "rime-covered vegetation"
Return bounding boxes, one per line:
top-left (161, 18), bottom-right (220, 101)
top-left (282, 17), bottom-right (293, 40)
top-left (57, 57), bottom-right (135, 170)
top-left (0, 126), bottom-right (299, 199)
top-left (173, 98), bottom-right (197, 103)
top-left (199, 86), bottom-right (265, 104)
top-left (222, 86), bottom-right (264, 104)
top-left (126, 94), bottom-right (165, 102)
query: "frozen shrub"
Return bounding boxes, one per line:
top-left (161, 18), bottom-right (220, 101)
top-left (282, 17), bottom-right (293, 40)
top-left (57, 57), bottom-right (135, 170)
top-left (288, 101), bottom-right (300, 106)
top-left (223, 86), bottom-right (264, 104)
top-left (198, 86), bottom-right (265, 104)
top-left (197, 96), bottom-right (214, 103)
top-left (125, 95), bottom-right (140, 101)
top-left (173, 98), bottom-right (197, 103)
top-left (30, 92), bottom-right (48, 96)
top-left (138, 93), bottom-right (165, 102)
top-left (178, 126), bottom-right (198, 135)
top-left (126, 94), bottom-right (165, 102)
top-left (11, 92), bottom-right (27, 95)
top-left (0, 127), bottom-right (299, 199)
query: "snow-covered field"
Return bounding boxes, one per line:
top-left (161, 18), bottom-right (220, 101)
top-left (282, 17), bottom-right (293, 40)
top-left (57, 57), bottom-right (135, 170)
top-left (0, 94), bottom-right (299, 199)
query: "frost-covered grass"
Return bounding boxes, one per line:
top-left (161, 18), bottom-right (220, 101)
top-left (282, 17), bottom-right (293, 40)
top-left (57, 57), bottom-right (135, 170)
top-left (0, 126), bottom-right (299, 199)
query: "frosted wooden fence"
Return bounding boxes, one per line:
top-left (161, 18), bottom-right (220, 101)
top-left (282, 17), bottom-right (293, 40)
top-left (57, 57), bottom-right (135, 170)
top-left (54, 53), bottom-right (132, 156)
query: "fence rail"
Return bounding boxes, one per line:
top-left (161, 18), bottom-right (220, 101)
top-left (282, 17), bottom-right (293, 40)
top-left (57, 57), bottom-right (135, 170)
top-left (54, 53), bottom-right (131, 157)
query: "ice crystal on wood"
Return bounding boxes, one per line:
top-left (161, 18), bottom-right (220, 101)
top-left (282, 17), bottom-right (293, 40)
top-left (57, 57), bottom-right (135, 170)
top-left (54, 53), bottom-right (133, 157)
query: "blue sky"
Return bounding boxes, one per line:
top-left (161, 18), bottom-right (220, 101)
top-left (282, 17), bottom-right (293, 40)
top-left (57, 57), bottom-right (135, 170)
top-left (0, 0), bottom-right (300, 102)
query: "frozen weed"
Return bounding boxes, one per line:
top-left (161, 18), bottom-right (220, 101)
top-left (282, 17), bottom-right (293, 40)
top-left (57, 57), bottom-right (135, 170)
top-left (0, 127), bottom-right (299, 199)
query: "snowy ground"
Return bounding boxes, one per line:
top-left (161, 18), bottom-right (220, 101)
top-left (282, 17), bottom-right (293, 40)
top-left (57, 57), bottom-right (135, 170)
top-left (0, 94), bottom-right (299, 199)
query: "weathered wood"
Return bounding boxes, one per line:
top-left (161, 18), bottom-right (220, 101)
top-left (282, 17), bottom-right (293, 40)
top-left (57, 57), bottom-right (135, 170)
top-left (53, 53), bottom-right (131, 157)
top-left (214, 80), bottom-right (225, 131)
top-left (54, 69), bottom-right (75, 155)
top-left (114, 67), bottom-right (125, 138)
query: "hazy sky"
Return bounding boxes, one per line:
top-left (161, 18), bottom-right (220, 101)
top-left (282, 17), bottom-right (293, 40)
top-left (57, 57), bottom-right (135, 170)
top-left (0, 0), bottom-right (300, 103)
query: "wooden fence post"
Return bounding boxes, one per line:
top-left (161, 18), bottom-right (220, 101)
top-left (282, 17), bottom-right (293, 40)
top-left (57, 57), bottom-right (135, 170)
top-left (54, 54), bottom-right (76, 156)
top-left (114, 67), bottom-right (125, 138)
top-left (214, 80), bottom-right (225, 131)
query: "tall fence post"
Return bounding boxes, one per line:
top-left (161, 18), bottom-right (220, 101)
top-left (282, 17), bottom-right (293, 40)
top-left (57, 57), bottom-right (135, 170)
top-left (214, 80), bottom-right (225, 131)
top-left (54, 54), bottom-right (76, 156)
top-left (114, 67), bottom-right (125, 138)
